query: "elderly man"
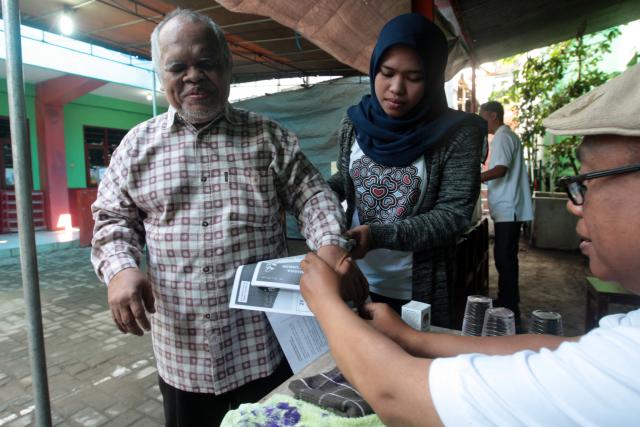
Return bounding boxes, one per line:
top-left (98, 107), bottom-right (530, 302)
top-left (91, 9), bottom-right (364, 426)
top-left (300, 64), bottom-right (640, 426)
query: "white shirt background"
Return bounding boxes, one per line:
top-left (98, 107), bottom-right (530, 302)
top-left (487, 125), bottom-right (534, 223)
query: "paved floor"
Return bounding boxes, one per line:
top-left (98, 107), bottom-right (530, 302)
top-left (0, 247), bottom-right (161, 426)
top-left (0, 236), bottom-right (607, 426)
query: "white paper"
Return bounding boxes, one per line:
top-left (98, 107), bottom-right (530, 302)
top-left (266, 312), bottom-right (328, 373)
top-left (230, 263), bottom-right (314, 316)
top-left (251, 255), bottom-right (304, 290)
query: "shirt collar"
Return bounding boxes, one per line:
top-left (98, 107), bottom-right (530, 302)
top-left (166, 102), bottom-right (238, 130)
top-left (495, 124), bottom-right (509, 134)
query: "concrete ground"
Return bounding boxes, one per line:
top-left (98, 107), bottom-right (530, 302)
top-left (489, 241), bottom-right (590, 336)
top-left (0, 247), bottom-right (161, 426)
top-left (0, 237), bottom-right (625, 426)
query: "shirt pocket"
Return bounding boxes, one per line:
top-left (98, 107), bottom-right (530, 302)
top-left (227, 169), bottom-right (279, 226)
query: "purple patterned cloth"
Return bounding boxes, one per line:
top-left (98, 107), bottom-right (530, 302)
top-left (91, 105), bottom-right (349, 393)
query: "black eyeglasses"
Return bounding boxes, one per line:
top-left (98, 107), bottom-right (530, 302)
top-left (559, 164), bottom-right (640, 206)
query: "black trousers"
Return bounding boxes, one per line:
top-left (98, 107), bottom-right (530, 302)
top-left (493, 221), bottom-right (522, 322)
top-left (370, 292), bottom-right (410, 315)
top-left (158, 360), bottom-right (293, 427)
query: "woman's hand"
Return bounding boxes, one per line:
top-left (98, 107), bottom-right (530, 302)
top-left (300, 252), bottom-right (369, 312)
top-left (316, 245), bottom-right (369, 305)
top-left (361, 303), bottom-right (414, 345)
top-left (300, 252), bottom-right (343, 312)
top-left (346, 225), bottom-right (372, 259)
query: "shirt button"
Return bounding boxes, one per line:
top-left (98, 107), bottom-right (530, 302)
top-left (215, 248), bottom-right (224, 256)
top-left (205, 314), bottom-right (210, 319)
top-left (203, 266), bottom-right (210, 273)
top-left (202, 221), bottom-right (209, 227)
top-left (201, 176), bottom-right (207, 182)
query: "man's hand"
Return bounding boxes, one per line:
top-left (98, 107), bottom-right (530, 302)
top-left (361, 303), bottom-right (413, 345)
top-left (107, 268), bottom-right (155, 336)
top-left (346, 225), bottom-right (372, 259)
top-left (316, 245), bottom-right (368, 305)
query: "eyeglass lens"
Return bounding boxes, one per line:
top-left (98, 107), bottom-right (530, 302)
top-left (567, 182), bottom-right (584, 205)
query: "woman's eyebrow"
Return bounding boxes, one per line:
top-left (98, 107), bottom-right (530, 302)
top-left (380, 64), bottom-right (422, 74)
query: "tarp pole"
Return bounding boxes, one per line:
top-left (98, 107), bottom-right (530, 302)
top-left (1, 1), bottom-right (52, 425)
top-left (471, 61), bottom-right (477, 113)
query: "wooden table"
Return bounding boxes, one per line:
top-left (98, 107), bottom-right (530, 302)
top-left (585, 276), bottom-right (640, 332)
top-left (262, 325), bottom-right (459, 401)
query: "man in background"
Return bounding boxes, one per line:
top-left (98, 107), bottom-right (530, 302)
top-left (480, 101), bottom-right (533, 328)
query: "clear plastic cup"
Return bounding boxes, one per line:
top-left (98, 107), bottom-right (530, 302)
top-left (529, 310), bottom-right (563, 336)
top-left (461, 295), bottom-right (493, 336)
top-left (482, 307), bottom-right (516, 336)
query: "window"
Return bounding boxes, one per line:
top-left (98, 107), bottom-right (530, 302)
top-left (0, 116), bottom-right (26, 190)
top-left (84, 126), bottom-right (128, 186)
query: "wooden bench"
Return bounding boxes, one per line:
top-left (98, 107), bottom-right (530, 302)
top-left (584, 277), bottom-right (640, 332)
top-left (449, 218), bottom-right (490, 330)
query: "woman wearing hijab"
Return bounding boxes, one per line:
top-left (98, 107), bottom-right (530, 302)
top-left (328, 13), bottom-right (486, 327)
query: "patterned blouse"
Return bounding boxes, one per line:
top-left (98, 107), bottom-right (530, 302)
top-left (91, 105), bottom-right (348, 393)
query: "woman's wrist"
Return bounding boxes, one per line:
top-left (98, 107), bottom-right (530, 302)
top-left (402, 328), bottom-right (435, 357)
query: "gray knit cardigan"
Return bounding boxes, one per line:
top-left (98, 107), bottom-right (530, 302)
top-left (327, 116), bottom-right (483, 327)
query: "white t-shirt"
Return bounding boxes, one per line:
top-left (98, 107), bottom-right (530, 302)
top-left (488, 125), bottom-right (533, 223)
top-left (430, 308), bottom-right (640, 426)
top-left (349, 142), bottom-right (427, 300)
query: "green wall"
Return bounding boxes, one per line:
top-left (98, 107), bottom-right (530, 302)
top-left (0, 78), bottom-right (167, 191)
top-left (0, 81), bottom-right (41, 190)
top-left (64, 92), bottom-right (166, 188)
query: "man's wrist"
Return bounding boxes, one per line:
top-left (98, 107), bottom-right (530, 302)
top-left (316, 244), bottom-right (349, 269)
top-left (104, 262), bottom-right (140, 286)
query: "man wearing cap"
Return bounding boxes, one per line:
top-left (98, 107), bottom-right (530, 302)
top-left (479, 101), bottom-right (533, 327)
top-left (297, 64), bottom-right (640, 426)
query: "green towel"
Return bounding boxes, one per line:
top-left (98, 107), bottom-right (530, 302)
top-left (221, 394), bottom-right (384, 426)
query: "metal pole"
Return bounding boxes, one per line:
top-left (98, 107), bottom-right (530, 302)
top-left (471, 61), bottom-right (477, 113)
top-left (1, 1), bottom-right (52, 425)
top-left (151, 70), bottom-right (158, 116)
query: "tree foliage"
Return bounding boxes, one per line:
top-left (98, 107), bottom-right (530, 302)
top-left (494, 27), bottom-right (621, 190)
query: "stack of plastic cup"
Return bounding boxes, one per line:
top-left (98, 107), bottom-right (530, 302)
top-left (529, 310), bottom-right (564, 336)
top-left (481, 307), bottom-right (516, 336)
top-left (461, 295), bottom-right (493, 336)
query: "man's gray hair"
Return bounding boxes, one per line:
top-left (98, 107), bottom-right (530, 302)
top-left (150, 9), bottom-right (232, 77)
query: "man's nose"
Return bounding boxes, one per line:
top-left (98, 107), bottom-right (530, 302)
top-left (184, 66), bottom-right (203, 82)
top-left (566, 199), bottom-right (583, 217)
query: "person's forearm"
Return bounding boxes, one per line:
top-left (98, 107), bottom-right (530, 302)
top-left (315, 297), bottom-right (408, 390)
top-left (481, 165), bottom-right (507, 182)
top-left (399, 329), bottom-right (578, 358)
top-left (313, 298), bottom-right (441, 426)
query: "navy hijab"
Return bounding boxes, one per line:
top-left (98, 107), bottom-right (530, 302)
top-left (348, 13), bottom-right (486, 167)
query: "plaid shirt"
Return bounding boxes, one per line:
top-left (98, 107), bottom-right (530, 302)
top-left (91, 105), bottom-right (348, 394)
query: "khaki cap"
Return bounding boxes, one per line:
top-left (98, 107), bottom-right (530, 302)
top-left (543, 64), bottom-right (640, 136)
